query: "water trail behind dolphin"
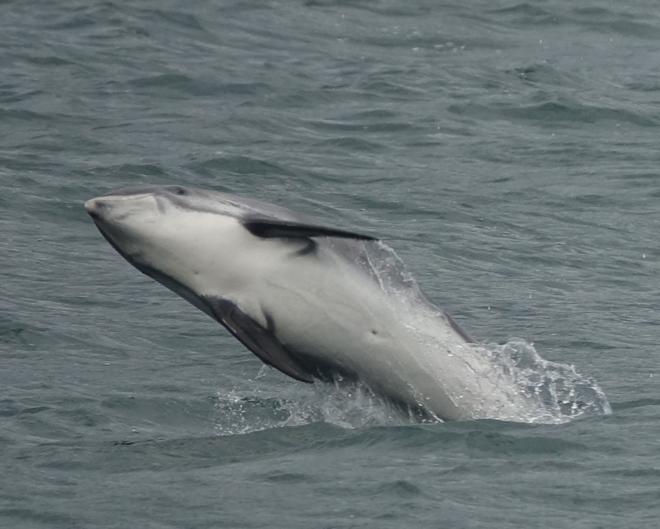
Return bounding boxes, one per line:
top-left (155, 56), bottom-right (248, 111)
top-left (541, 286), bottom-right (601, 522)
top-left (212, 337), bottom-right (611, 436)
top-left (213, 241), bottom-right (610, 435)
top-left (477, 339), bottom-right (612, 422)
top-left (213, 381), bottom-right (414, 436)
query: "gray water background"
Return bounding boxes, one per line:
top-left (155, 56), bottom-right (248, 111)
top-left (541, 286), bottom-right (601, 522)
top-left (2, 0), bottom-right (660, 527)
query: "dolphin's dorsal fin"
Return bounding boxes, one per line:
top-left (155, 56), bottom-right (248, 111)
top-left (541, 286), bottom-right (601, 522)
top-left (205, 297), bottom-right (314, 383)
top-left (242, 218), bottom-right (376, 241)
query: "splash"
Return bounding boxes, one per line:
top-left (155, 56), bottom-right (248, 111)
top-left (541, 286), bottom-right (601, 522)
top-left (360, 240), bottom-right (611, 424)
top-left (213, 382), bottom-right (417, 436)
top-left (478, 339), bottom-right (612, 423)
top-left (212, 338), bottom-right (611, 435)
top-left (213, 240), bottom-right (611, 434)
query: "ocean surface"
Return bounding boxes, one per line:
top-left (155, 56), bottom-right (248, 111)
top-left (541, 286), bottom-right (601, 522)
top-left (2, 0), bottom-right (660, 527)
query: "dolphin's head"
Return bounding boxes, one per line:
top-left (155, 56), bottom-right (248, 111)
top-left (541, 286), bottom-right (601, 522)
top-left (86, 185), bottom-right (232, 265)
top-left (86, 184), bottom-right (374, 316)
top-left (85, 185), bottom-right (273, 308)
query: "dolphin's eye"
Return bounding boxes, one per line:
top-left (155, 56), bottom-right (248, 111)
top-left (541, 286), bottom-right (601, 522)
top-left (170, 186), bottom-right (187, 196)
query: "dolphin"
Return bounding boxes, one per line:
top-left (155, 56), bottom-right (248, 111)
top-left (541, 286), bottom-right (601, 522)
top-left (85, 185), bottom-right (534, 421)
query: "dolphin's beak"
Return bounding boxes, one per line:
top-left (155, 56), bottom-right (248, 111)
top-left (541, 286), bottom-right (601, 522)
top-left (84, 197), bottom-right (107, 220)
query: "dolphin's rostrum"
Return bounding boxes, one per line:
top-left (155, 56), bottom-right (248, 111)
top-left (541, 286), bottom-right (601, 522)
top-left (86, 185), bottom-right (534, 421)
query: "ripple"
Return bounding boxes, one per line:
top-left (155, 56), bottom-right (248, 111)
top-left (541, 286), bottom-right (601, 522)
top-left (316, 136), bottom-right (385, 152)
top-left (303, 118), bottom-right (417, 133)
top-left (1, 509), bottom-right (80, 528)
top-left (303, 0), bottom-right (431, 17)
top-left (612, 398), bottom-right (660, 411)
top-left (448, 98), bottom-right (659, 128)
top-left (509, 62), bottom-right (582, 88)
top-left (463, 430), bottom-right (586, 455)
top-left (259, 471), bottom-right (313, 484)
top-left (491, 3), bottom-right (552, 17)
top-left (138, 8), bottom-right (205, 31)
top-left (128, 74), bottom-right (269, 98)
top-left (190, 155), bottom-right (292, 178)
top-left (489, 2), bottom-right (560, 25)
top-left (375, 479), bottom-right (423, 497)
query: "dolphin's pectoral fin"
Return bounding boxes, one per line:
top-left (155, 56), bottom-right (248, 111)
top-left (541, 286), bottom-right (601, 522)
top-left (204, 297), bottom-right (314, 383)
top-left (242, 217), bottom-right (377, 241)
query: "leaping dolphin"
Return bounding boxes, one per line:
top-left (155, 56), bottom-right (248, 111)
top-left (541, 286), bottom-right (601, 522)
top-left (85, 185), bottom-right (534, 421)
